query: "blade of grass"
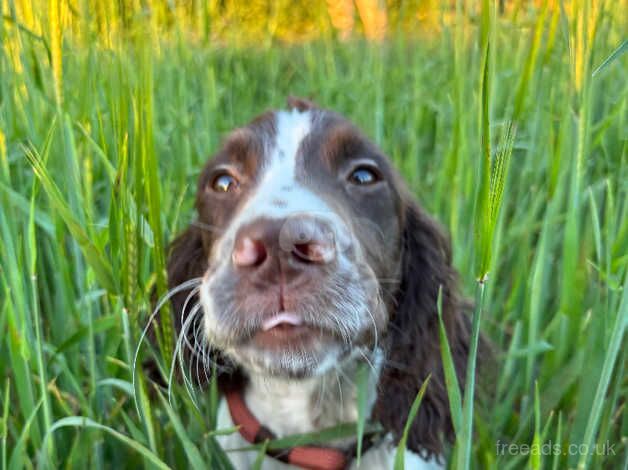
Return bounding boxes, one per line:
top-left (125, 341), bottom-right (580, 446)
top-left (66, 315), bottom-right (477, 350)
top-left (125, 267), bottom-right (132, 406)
top-left (27, 180), bottom-right (55, 462)
top-left (529, 382), bottom-right (541, 470)
top-left (354, 361), bottom-right (369, 463)
top-left (41, 417), bottom-right (170, 470)
top-left (137, 37), bottom-right (172, 361)
top-left (576, 275), bottom-right (627, 470)
top-left (1, 378), bottom-right (9, 470)
top-left (24, 146), bottom-right (116, 293)
top-left (265, 422), bottom-right (383, 451)
top-left (252, 439), bottom-right (269, 470)
top-left (592, 39), bottom-right (627, 77)
top-left (460, 17), bottom-right (493, 467)
top-left (8, 399), bottom-right (43, 470)
top-left (458, 280), bottom-right (486, 470)
top-left (436, 286), bottom-right (462, 435)
top-left (394, 375), bottom-right (431, 470)
top-left (461, 0), bottom-right (515, 463)
top-left (154, 388), bottom-right (206, 470)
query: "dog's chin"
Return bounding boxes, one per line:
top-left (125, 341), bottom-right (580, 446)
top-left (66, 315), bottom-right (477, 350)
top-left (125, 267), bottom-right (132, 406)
top-left (225, 336), bottom-right (345, 379)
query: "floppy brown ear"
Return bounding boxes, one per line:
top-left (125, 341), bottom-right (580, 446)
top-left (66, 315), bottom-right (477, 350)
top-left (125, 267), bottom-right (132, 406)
top-left (372, 201), bottom-right (471, 459)
top-left (166, 226), bottom-right (243, 390)
top-left (167, 226), bottom-right (207, 336)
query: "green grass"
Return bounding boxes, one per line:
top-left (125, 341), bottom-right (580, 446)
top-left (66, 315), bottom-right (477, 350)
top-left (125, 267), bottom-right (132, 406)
top-left (0, 1), bottom-right (626, 469)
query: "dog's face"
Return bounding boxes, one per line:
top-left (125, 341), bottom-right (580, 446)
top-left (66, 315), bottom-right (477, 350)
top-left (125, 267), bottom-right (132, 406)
top-left (167, 99), bottom-right (470, 457)
top-left (195, 105), bottom-right (404, 378)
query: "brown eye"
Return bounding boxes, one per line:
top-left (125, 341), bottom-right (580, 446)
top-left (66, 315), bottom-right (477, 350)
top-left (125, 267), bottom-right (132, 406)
top-left (349, 166), bottom-right (379, 185)
top-left (211, 172), bottom-right (239, 192)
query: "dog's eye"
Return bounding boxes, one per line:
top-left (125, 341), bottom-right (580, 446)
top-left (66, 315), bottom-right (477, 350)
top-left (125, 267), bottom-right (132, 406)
top-left (212, 172), bottom-right (239, 193)
top-left (348, 166), bottom-right (379, 185)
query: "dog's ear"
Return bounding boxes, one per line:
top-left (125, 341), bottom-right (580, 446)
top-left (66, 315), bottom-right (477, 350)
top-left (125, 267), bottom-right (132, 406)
top-left (166, 226), bottom-right (243, 390)
top-left (167, 226), bottom-right (207, 334)
top-left (286, 95), bottom-right (318, 112)
top-left (373, 201), bottom-right (470, 459)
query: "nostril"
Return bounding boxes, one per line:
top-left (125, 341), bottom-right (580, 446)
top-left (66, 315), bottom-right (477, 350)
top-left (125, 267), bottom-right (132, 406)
top-left (292, 243), bottom-right (313, 263)
top-left (233, 237), bottom-right (267, 267)
top-left (292, 242), bottom-right (335, 264)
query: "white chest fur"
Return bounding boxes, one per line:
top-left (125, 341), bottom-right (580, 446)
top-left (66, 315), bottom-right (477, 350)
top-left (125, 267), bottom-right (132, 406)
top-left (213, 352), bottom-right (443, 470)
top-left (216, 400), bottom-right (442, 470)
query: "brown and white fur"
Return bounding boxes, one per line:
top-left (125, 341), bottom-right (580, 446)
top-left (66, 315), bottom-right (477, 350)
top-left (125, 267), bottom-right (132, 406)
top-left (165, 98), bottom-right (471, 469)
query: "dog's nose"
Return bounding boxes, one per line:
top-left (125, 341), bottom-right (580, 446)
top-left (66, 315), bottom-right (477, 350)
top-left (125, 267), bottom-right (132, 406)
top-left (232, 216), bottom-right (336, 269)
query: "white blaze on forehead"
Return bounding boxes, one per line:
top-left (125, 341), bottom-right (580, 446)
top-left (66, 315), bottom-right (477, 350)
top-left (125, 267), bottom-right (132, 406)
top-left (231, 109), bottom-right (330, 224)
top-left (250, 108), bottom-right (328, 216)
top-left (272, 108), bottom-right (311, 180)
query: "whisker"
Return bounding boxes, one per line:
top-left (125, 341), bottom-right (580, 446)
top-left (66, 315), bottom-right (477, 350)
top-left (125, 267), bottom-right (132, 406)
top-left (369, 289), bottom-right (387, 357)
top-left (191, 311), bottom-right (207, 384)
top-left (186, 307), bottom-right (229, 381)
top-left (334, 369), bottom-right (344, 411)
top-left (313, 373), bottom-right (326, 416)
top-left (198, 331), bottom-right (213, 384)
top-left (180, 285), bottom-right (201, 328)
top-left (132, 277), bottom-right (203, 415)
top-left (169, 304), bottom-right (203, 407)
top-left (358, 349), bottom-right (377, 376)
top-left (181, 302), bottom-right (204, 360)
top-left (365, 307), bottom-right (379, 351)
top-left (334, 363), bottom-right (356, 388)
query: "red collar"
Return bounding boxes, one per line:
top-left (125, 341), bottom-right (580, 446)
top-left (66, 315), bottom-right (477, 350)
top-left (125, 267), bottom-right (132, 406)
top-left (226, 389), bottom-right (355, 470)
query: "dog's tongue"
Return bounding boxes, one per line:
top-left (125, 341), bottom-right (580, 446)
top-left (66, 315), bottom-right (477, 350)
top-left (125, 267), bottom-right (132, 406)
top-left (262, 312), bottom-right (303, 331)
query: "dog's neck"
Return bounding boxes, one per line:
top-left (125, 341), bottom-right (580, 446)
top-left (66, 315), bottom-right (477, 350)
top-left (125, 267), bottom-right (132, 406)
top-left (242, 348), bottom-right (382, 438)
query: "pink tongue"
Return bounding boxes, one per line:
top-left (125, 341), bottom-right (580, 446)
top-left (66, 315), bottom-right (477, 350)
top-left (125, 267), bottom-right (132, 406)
top-left (262, 312), bottom-right (303, 331)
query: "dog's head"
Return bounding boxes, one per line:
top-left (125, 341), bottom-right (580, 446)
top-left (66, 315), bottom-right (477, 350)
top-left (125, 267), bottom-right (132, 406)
top-left (167, 98), bottom-right (470, 456)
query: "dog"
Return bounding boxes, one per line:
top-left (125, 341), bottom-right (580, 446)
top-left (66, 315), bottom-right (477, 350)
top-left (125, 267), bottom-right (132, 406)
top-left (165, 97), bottom-right (471, 469)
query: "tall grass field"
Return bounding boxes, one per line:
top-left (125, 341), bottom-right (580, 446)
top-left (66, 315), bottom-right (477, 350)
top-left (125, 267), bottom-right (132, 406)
top-left (0, 0), bottom-right (626, 468)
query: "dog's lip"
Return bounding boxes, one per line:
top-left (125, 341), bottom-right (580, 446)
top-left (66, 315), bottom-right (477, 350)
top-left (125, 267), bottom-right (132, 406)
top-left (261, 312), bottom-right (304, 331)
